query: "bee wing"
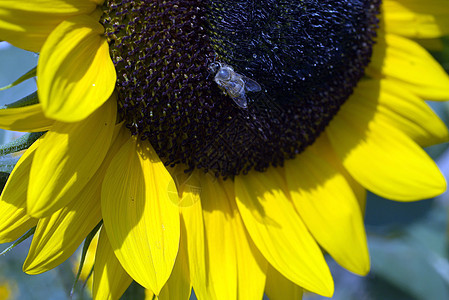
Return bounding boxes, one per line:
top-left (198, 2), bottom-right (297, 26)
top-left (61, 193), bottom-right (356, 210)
top-left (232, 94), bottom-right (248, 108)
top-left (243, 77), bottom-right (262, 93)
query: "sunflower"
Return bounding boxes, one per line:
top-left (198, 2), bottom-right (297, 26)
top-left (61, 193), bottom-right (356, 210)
top-left (0, 0), bottom-right (449, 299)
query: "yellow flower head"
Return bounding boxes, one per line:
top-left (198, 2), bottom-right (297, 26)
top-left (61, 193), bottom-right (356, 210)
top-left (0, 0), bottom-right (449, 299)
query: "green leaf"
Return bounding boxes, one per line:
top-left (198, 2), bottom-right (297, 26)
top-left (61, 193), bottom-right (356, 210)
top-left (0, 155), bottom-right (20, 191)
top-left (0, 153), bottom-right (19, 173)
top-left (0, 171), bottom-right (9, 192)
top-left (0, 132), bottom-right (45, 156)
top-left (0, 132), bottom-right (44, 194)
top-left (0, 226), bottom-right (36, 256)
top-left (1, 91), bottom-right (39, 109)
top-left (0, 67), bottom-right (36, 91)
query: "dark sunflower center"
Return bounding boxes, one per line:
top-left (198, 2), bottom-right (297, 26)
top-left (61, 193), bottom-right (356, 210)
top-left (101, 0), bottom-right (380, 178)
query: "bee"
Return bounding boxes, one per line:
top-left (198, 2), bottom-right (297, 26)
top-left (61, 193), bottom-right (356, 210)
top-left (208, 62), bottom-right (261, 108)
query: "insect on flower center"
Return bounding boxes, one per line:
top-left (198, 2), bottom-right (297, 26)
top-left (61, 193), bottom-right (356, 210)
top-left (100, 0), bottom-right (381, 178)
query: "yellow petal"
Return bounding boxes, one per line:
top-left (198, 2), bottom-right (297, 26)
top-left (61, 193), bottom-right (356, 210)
top-left (205, 175), bottom-right (267, 300)
top-left (93, 228), bottom-right (133, 300)
top-left (0, 0), bottom-right (100, 52)
top-left (360, 80), bottom-right (448, 147)
top-left (182, 172), bottom-right (267, 300)
top-left (383, 0), bottom-right (449, 38)
top-left (0, 103), bottom-right (54, 132)
top-left (24, 206), bottom-right (100, 275)
top-left (37, 14), bottom-right (116, 122)
top-left (235, 168), bottom-right (334, 297)
top-left (24, 123), bottom-right (124, 274)
top-left (101, 137), bottom-right (180, 295)
top-left (0, 139), bottom-right (42, 243)
top-left (27, 98), bottom-right (116, 217)
top-left (200, 177), bottom-right (238, 300)
top-left (145, 290), bottom-right (155, 299)
top-left (415, 38), bottom-right (444, 52)
top-left (24, 140), bottom-right (111, 272)
top-left (265, 265), bottom-right (303, 300)
top-left (159, 218), bottom-right (191, 300)
top-left (327, 88), bottom-right (446, 201)
top-left (180, 192), bottom-right (207, 298)
top-left (167, 165), bottom-right (203, 209)
top-left (313, 134), bottom-right (367, 213)
top-left (285, 148), bottom-right (369, 275)
top-left (79, 231), bottom-right (99, 286)
top-left (367, 33), bottom-right (449, 100)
